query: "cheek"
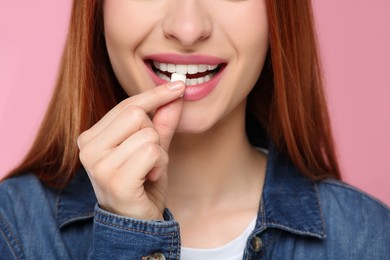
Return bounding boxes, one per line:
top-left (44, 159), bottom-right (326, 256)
top-left (232, 6), bottom-right (269, 68)
top-left (103, 2), bottom-right (167, 96)
top-left (219, 0), bottom-right (269, 61)
top-left (103, 2), bottom-right (152, 96)
top-left (103, 1), bottom-right (166, 54)
top-left (233, 12), bottom-right (269, 100)
top-left (104, 4), bottom-right (130, 52)
top-left (213, 1), bottom-right (269, 92)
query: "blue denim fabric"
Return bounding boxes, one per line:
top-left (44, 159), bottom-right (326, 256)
top-left (1, 145), bottom-right (389, 259)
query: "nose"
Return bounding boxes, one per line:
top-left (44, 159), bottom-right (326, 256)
top-left (162, 0), bottom-right (212, 47)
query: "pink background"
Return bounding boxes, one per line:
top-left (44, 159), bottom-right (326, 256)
top-left (0, 1), bottom-right (389, 206)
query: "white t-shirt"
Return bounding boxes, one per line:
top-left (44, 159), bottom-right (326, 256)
top-left (181, 217), bottom-right (257, 260)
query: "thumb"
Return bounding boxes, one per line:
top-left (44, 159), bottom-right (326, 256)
top-left (152, 98), bottom-right (183, 152)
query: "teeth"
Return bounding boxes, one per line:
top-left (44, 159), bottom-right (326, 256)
top-left (160, 63), bottom-right (167, 71)
top-left (190, 79), bottom-right (198, 85)
top-left (184, 72), bottom-right (215, 86)
top-left (187, 65), bottom-right (198, 75)
top-left (157, 69), bottom-right (214, 86)
top-left (153, 61), bottom-right (220, 86)
top-left (156, 71), bottom-right (170, 82)
top-left (153, 61), bottom-right (219, 75)
top-left (198, 65), bottom-right (208, 73)
top-left (167, 64), bottom-right (176, 73)
top-left (176, 64), bottom-right (187, 74)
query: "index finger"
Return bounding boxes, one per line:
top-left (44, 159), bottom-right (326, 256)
top-left (84, 81), bottom-right (185, 140)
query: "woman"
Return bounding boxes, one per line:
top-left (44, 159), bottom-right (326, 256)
top-left (1, 0), bottom-right (388, 259)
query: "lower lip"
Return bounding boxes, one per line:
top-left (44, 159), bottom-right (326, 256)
top-left (146, 64), bottom-right (225, 101)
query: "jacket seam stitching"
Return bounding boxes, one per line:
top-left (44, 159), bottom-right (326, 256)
top-left (96, 208), bottom-right (178, 228)
top-left (0, 214), bottom-right (23, 260)
top-left (95, 218), bottom-right (178, 236)
top-left (314, 182), bottom-right (327, 237)
top-left (266, 221), bottom-right (322, 237)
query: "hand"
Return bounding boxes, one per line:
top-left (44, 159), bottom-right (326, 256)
top-left (77, 81), bottom-right (186, 220)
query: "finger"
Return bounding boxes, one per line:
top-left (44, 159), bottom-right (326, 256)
top-left (89, 142), bottom-right (168, 218)
top-left (92, 105), bottom-right (154, 150)
top-left (95, 127), bottom-right (160, 170)
top-left (78, 106), bottom-right (155, 167)
top-left (85, 127), bottom-right (161, 186)
top-left (116, 142), bottom-right (169, 182)
top-left (152, 98), bottom-right (184, 152)
top-left (147, 166), bottom-right (167, 182)
top-left (81, 81), bottom-right (185, 144)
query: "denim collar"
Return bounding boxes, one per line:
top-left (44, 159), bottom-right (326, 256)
top-left (258, 144), bottom-right (326, 239)
top-left (55, 145), bottom-right (325, 239)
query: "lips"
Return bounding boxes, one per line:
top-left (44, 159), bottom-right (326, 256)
top-left (152, 61), bottom-right (221, 86)
top-left (144, 54), bottom-right (227, 101)
top-left (145, 54), bottom-right (226, 81)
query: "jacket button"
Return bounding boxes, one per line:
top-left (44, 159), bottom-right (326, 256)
top-left (142, 252), bottom-right (166, 260)
top-left (250, 235), bottom-right (263, 252)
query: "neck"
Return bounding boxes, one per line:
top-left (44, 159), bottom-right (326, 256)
top-left (166, 102), bottom-right (266, 216)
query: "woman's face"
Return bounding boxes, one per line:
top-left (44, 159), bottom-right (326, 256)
top-left (103, 0), bottom-right (269, 133)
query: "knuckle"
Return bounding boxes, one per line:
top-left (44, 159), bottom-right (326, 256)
top-left (162, 150), bottom-right (169, 166)
top-left (142, 142), bottom-right (161, 160)
top-left (117, 97), bottom-right (134, 110)
top-left (77, 131), bottom-right (90, 148)
top-left (78, 144), bottom-right (95, 165)
top-left (123, 105), bottom-right (145, 122)
top-left (78, 148), bottom-right (88, 164)
top-left (142, 127), bottom-right (160, 144)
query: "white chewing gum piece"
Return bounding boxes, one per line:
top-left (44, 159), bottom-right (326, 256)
top-left (171, 73), bottom-right (187, 84)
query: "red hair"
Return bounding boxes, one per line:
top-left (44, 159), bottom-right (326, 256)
top-left (249, 0), bottom-right (340, 180)
top-left (5, 0), bottom-right (340, 187)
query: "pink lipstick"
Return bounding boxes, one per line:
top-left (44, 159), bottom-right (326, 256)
top-left (144, 54), bottom-right (227, 101)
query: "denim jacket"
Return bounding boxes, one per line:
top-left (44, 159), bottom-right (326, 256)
top-left (0, 145), bottom-right (389, 259)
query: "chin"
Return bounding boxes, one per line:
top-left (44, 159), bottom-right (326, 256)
top-left (175, 118), bottom-right (216, 135)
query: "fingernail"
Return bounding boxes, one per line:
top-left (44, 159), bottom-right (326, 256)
top-left (168, 81), bottom-right (185, 91)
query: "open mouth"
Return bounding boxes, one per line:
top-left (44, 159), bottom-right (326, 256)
top-left (147, 60), bottom-right (225, 86)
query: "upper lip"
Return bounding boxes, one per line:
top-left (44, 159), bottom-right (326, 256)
top-left (144, 53), bottom-right (227, 65)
